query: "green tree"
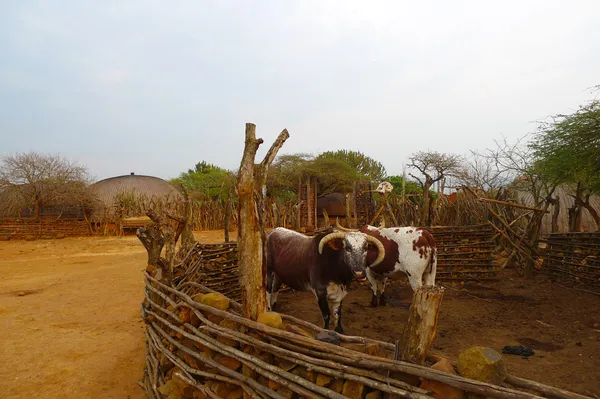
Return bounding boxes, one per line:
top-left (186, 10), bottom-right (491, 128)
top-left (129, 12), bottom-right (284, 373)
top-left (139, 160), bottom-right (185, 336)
top-left (172, 161), bottom-right (234, 200)
top-left (531, 89), bottom-right (600, 230)
top-left (386, 175), bottom-right (423, 196)
top-left (267, 150), bottom-right (387, 199)
top-left (315, 150), bottom-right (387, 183)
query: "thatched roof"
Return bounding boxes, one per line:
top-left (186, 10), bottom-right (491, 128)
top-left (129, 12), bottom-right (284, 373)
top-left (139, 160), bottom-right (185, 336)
top-left (89, 173), bottom-right (182, 215)
top-left (516, 185), bottom-right (600, 234)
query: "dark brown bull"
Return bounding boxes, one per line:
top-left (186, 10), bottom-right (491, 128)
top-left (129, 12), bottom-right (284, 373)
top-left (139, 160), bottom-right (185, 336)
top-left (265, 227), bottom-right (385, 333)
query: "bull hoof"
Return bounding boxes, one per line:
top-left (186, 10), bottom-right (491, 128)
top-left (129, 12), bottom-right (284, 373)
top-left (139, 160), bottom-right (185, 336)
top-left (379, 295), bottom-right (386, 306)
top-left (370, 295), bottom-right (379, 307)
top-left (335, 325), bottom-right (344, 334)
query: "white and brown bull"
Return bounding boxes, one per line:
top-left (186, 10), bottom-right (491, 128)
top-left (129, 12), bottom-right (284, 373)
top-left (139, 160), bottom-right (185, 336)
top-left (336, 219), bottom-right (437, 307)
top-left (265, 227), bottom-right (385, 333)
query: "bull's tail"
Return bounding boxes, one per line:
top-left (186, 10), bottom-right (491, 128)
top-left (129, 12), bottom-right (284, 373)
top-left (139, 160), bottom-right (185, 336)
top-left (429, 247), bottom-right (436, 274)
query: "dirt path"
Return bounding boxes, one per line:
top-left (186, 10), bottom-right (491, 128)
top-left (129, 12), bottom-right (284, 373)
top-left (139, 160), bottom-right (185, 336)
top-left (0, 231), bottom-right (232, 399)
top-left (1, 231), bottom-right (598, 397)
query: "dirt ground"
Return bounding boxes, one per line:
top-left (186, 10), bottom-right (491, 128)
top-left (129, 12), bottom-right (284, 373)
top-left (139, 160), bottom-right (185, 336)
top-left (1, 231), bottom-right (599, 398)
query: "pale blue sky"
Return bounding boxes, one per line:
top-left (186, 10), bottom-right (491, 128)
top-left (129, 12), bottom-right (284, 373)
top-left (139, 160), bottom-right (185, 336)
top-left (1, 1), bottom-right (599, 182)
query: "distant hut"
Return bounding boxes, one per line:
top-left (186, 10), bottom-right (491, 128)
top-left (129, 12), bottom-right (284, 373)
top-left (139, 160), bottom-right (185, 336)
top-left (317, 193), bottom-right (354, 227)
top-left (516, 185), bottom-right (600, 234)
top-left (89, 173), bottom-right (182, 233)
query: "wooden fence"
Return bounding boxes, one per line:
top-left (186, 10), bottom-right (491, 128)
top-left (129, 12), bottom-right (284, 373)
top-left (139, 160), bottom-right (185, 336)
top-left (539, 232), bottom-right (600, 293)
top-left (0, 219), bottom-right (91, 240)
top-left (141, 242), bottom-right (589, 399)
top-left (431, 224), bottom-right (498, 280)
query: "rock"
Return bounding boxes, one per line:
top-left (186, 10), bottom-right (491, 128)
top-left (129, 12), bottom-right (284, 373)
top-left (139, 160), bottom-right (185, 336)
top-left (207, 380), bottom-right (234, 398)
top-left (201, 293), bottom-right (230, 311)
top-left (226, 389), bottom-right (243, 399)
top-left (192, 293), bottom-right (205, 303)
top-left (214, 354), bottom-right (242, 371)
top-left (217, 319), bottom-right (239, 347)
top-left (275, 385), bottom-right (295, 399)
top-left (365, 391), bottom-right (382, 399)
top-left (183, 353), bottom-right (200, 369)
top-left (178, 307), bottom-right (192, 323)
top-left (268, 379), bottom-right (281, 390)
top-left (457, 347), bottom-right (507, 385)
top-left (275, 358), bottom-right (296, 372)
top-left (420, 358), bottom-right (465, 399)
top-left (342, 380), bottom-right (365, 399)
top-left (329, 379), bottom-right (344, 393)
top-left (257, 312), bottom-right (284, 329)
top-left (316, 373), bottom-right (334, 386)
top-left (206, 313), bottom-right (225, 325)
top-left (317, 330), bottom-right (340, 346)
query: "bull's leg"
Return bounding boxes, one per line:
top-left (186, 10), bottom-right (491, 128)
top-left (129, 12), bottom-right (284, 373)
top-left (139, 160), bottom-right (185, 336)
top-left (266, 271), bottom-right (274, 310)
top-left (269, 274), bottom-right (283, 311)
top-left (365, 268), bottom-right (386, 307)
top-left (423, 256), bottom-right (437, 287)
top-left (327, 283), bottom-right (348, 334)
top-left (378, 276), bottom-right (388, 306)
top-left (316, 291), bottom-right (331, 330)
top-left (407, 272), bottom-right (423, 291)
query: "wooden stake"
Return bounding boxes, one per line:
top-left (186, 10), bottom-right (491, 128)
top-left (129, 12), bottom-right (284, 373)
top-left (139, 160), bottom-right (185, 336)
top-left (237, 123), bottom-right (289, 321)
top-left (401, 285), bottom-right (445, 365)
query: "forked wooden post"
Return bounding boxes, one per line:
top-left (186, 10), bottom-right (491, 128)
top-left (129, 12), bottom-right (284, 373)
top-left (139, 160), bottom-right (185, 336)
top-left (237, 123), bottom-right (289, 321)
top-left (401, 285), bottom-right (445, 365)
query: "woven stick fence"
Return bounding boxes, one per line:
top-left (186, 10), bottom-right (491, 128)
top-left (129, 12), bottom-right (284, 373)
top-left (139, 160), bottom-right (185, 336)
top-left (141, 260), bottom-right (590, 399)
top-left (430, 224), bottom-right (498, 280)
top-left (539, 232), bottom-right (600, 294)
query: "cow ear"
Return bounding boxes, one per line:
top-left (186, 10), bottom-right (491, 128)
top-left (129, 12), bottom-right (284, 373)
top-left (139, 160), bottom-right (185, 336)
top-left (327, 239), bottom-right (343, 251)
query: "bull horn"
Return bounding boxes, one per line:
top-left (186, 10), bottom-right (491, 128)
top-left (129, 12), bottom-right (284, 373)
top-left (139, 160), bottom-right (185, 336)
top-left (366, 235), bottom-right (386, 267)
top-left (335, 217), bottom-right (359, 232)
top-left (318, 232), bottom-right (347, 254)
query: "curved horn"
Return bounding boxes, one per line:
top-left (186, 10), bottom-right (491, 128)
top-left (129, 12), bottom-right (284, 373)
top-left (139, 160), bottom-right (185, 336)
top-left (365, 235), bottom-right (386, 267)
top-left (335, 217), bottom-right (359, 232)
top-left (318, 232), bottom-right (347, 254)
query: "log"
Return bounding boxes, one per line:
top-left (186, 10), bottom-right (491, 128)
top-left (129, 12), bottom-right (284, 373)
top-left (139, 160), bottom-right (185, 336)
top-left (401, 285), bottom-right (445, 365)
top-left (237, 123), bottom-right (289, 321)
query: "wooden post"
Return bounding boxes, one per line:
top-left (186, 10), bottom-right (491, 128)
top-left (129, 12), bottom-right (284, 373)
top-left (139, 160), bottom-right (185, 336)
top-left (237, 123), bottom-right (289, 321)
top-left (401, 285), bottom-right (445, 365)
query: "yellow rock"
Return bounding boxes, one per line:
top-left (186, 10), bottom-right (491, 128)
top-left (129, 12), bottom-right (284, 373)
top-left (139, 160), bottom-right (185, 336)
top-left (201, 293), bottom-right (230, 311)
top-left (316, 373), bottom-right (334, 386)
top-left (275, 358), bottom-right (296, 372)
top-left (214, 354), bottom-right (242, 371)
top-left (178, 307), bottom-right (192, 323)
top-left (365, 391), bottom-right (382, 399)
top-left (329, 379), bottom-right (344, 393)
top-left (457, 347), bottom-right (507, 385)
top-left (257, 312), bottom-right (284, 329)
top-left (342, 380), bottom-right (365, 399)
top-left (226, 389), bottom-right (243, 399)
top-left (192, 293), bottom-right (205, 303)
top-left (420, 358), bottom-right (465, 399)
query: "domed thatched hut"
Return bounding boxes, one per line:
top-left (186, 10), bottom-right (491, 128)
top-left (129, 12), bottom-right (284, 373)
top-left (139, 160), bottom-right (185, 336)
top-left (89, 173), bottom-right (182, 230)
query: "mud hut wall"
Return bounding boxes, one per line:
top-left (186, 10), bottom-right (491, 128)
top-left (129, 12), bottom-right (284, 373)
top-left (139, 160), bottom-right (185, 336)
top-left (539, 232), bottom-right (600, 293)
top-left (0, 219), bottom-right (91, 240)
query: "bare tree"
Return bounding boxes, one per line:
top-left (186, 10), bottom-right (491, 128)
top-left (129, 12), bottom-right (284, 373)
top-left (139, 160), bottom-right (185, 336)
top-left (455, 151), bottom-right (512, 192)
top-left (0, 152), bottom-right (94, 218)
top-left (408, 151), bottom-right (462, 225)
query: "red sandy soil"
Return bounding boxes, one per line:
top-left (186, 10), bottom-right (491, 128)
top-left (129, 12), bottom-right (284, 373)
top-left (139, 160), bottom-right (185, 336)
top-left (1, 230), bottom-right (598, 398)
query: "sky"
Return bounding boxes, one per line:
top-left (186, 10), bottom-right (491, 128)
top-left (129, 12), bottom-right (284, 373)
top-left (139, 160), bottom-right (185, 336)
top-left (1, 1), bottom-right (599, 182)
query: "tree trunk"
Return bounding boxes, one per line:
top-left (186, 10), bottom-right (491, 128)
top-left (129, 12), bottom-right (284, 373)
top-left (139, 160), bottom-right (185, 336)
top-left (549, 196), bottom-right (560, 233)
top-left (237, 123), bottom-right (289, 321)
top-left (581, 194), bottom-right (600, 232)
top-left (421, 179), bottom-right (432, 226)
top-left (401, 285), bottom-right (445, 365)
top-left (569, 182), bottom-right (584, 232)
